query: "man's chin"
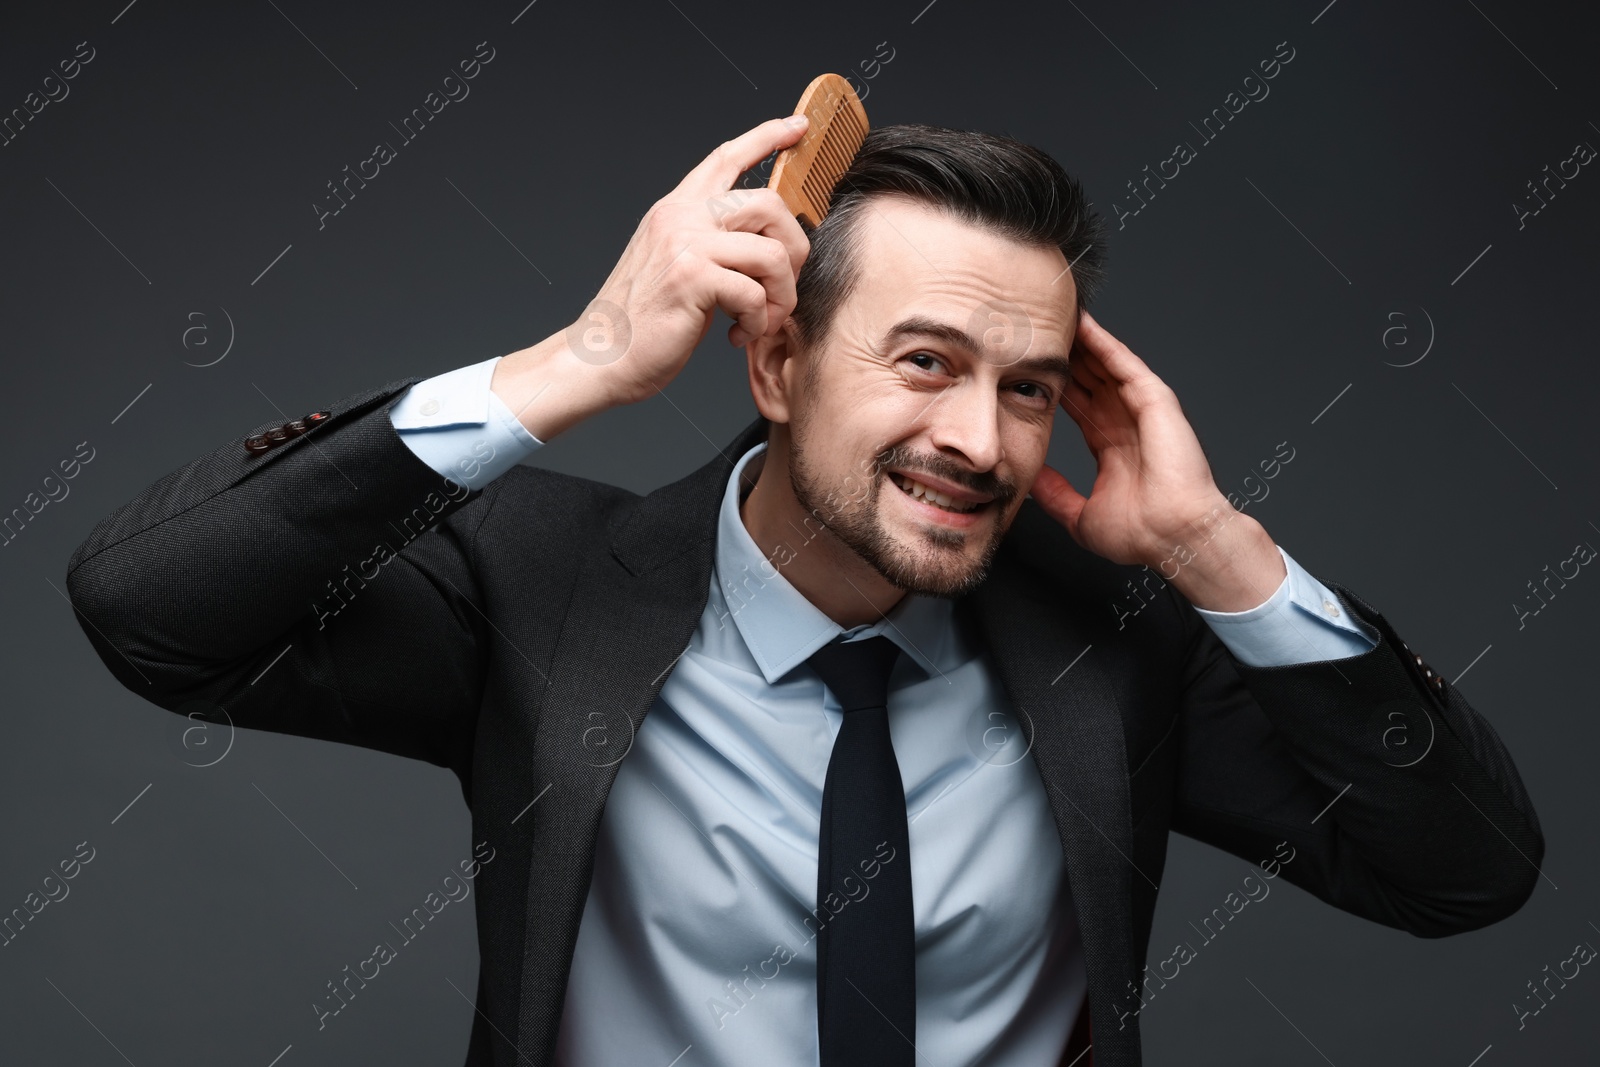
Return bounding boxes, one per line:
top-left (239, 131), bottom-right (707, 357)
top-left (888, 565), bottom-right (992, 600)
top-left (868, 534), bottom-right (993, 599)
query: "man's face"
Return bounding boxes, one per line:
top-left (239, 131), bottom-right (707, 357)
top-left (783, 194), bottom-right (1079, 599)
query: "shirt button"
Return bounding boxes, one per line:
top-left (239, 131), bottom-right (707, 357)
top-left (1322, 599), bottom-right (1342, 617)
top-left (420, 398), bottom-right (441, 416)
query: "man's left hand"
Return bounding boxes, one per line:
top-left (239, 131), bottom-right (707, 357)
top-left (1028, 309), bottom-right (1288, 613)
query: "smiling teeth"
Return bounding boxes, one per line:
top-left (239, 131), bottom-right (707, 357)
top-left (892, 474), bottom-right (980, 513)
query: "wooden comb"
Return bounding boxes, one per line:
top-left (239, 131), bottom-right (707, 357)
top-left (767, 73), bottom-right (870, 229)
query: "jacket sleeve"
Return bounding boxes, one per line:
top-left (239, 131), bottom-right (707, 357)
top-left (1162, 576), bottom-right (1545, 936)
top-left (64, 375), bottom-right (505, 782)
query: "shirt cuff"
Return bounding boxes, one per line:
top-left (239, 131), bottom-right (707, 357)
top-left (388, 355), bottom-right (544, 491)
top-left (1192, 545), bottom-right (1380, 667)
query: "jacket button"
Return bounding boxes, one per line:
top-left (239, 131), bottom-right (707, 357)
top-left (244, 435), bottom-right (271, 455)
top-left (283, 419), bottom-right (307, 437)
top-left (305, 410), bottom-right (330, 425)
top-left (265, 426), bottom-right (290, 445)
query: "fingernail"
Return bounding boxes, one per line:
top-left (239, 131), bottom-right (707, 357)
top-left (785, 114), bottom-right (809, 128)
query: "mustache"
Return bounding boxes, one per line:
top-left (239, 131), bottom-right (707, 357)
top-left (874, 446), bottom-right (1017, 505)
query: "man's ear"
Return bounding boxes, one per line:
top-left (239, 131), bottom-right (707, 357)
top-left (747, 319), bottom-right (801, 425)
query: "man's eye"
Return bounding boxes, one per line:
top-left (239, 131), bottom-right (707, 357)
top-left (1014, 381), bottom-right (1053, 402)
top-left (905, 352), bottom-right (946, 374)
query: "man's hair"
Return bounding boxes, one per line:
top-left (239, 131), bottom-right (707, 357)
top-left (787, 122), bottom-right (1108, 361)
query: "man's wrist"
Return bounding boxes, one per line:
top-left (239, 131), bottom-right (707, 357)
top-left (491, 327), bottom-right (623, 443)
top-left (1145, 496), bottom-right (1287, 612)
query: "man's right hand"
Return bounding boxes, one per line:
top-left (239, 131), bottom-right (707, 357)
top-left (492, 115), bottom-right (814, 441)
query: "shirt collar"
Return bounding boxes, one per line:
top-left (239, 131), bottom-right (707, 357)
top-left (715, 440), bottom-right (953, 686)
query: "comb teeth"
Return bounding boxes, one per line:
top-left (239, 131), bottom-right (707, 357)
top-left (800, 104), bottom-right (867, 211)
top-left (768, 74), bottom-right (870, 228)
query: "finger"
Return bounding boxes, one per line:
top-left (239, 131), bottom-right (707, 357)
top-left (705, 187), bottom-right (810, 281)
top-left (694, 230), bottom-right (798, 336)
top-left (1069, 360), bottom-right (1104, 391)
top-left (1058, 371), bottom-right (1124, 449)
top-left (677, 115), bottom-right (810, 199)
top-left (1073, 309), bottom-right (1149, 383)
top-left (704, 265), bottom-right (770, 346)
top-left (1028, 463), bottom-right (1087, 537)
top-left (1062, 374), bottom-right (1095, 412)
top-left (1075, 313), bottom-right (1179, 421)
top-left (1057, 379), bottom-right (1103, 443)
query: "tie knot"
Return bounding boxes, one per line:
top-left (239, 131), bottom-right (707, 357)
top-left (807, 634), bottom-right (902, 713)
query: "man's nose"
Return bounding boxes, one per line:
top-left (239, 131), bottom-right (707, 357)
top-left (926, 383), bottom-right (1004, 472)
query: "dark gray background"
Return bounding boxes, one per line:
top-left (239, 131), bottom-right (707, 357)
top-left (3, 0), bottom-right (1595, 1063)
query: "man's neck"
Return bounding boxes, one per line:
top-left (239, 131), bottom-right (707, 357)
top-left (737, 444), bottom-right (907, 629)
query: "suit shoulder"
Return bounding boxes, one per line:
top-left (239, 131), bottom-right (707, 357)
top-left (1000, 498), bottom-right (1188, 633)
top-left (1002, 499), bottom-right (1132, 595)
top-left (470, 462), bottom-right (641, 540)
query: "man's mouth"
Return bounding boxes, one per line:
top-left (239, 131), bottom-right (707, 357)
top-left (887, 471), bottom-right (989, 514)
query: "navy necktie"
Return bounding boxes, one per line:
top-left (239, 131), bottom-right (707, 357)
top-left (807, 634), bottom-right (915, 1066)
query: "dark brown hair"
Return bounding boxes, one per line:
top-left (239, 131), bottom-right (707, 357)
top-left (787, 122), bottom-right (1108, 356)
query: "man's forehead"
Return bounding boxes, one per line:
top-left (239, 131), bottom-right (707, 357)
top-left (845, 200), bottom-right (1079, 345)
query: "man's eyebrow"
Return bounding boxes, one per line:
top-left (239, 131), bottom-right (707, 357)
top-left (881, 315), bottom-right (1074, 382)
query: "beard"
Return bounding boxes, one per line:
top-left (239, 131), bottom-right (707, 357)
top-left (786, 416), bottom-right (1016, 600)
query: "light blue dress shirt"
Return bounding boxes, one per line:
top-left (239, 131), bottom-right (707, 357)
top-left (388, 356), bottom-right (1379, 1065)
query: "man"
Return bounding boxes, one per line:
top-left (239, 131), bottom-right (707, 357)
top-left (66, 115), bottom-right (1543, 1067)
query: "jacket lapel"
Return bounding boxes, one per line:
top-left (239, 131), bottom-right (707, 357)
top-left (959, 545), bottom-right (1141, 1065)
top-left (514, 415), bottom-right (769, 1059)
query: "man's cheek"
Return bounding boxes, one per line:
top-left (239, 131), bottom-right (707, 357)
top-left (851, 472), bottom-right (884, 506)
top-left (836, 473), bottom-right (865, 506)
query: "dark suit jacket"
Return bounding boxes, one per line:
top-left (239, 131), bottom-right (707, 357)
top-left (65, 375), bottom-right (1544, 1067)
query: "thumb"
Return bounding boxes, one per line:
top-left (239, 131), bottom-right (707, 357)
top-left (1029, 463), bottom-right (1087, 536)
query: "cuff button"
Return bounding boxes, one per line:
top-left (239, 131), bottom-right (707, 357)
top-left (244, 435), bottom-right (271, 455)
